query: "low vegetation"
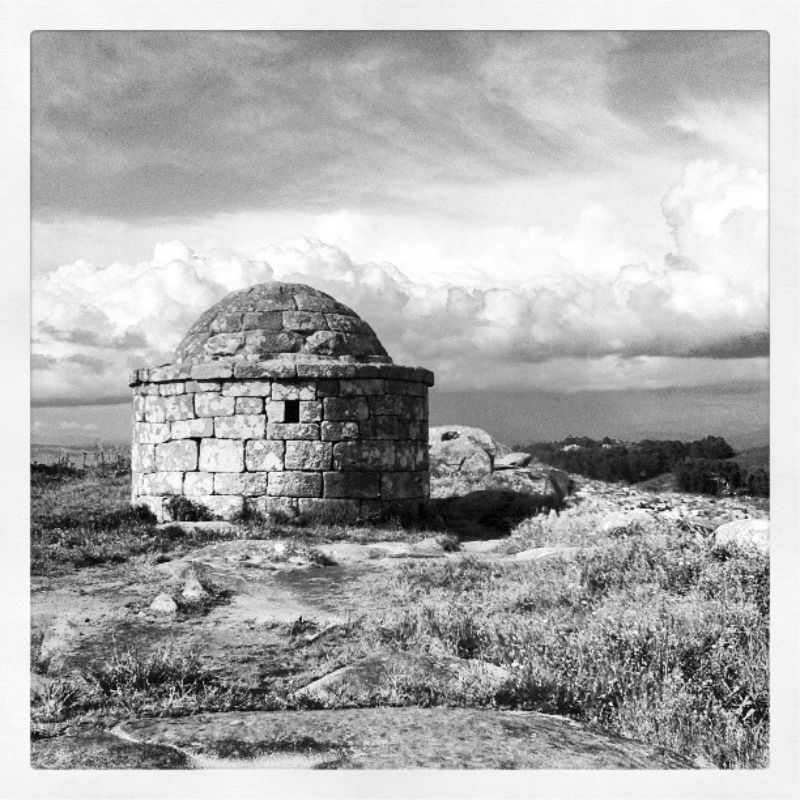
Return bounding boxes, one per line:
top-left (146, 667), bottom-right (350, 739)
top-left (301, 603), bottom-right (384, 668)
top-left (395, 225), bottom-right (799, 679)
top-left (31, 464), bottom-right (769, 768)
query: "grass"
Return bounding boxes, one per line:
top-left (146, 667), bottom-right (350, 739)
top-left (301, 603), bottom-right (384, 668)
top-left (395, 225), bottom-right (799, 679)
top-left (31, 465), bottom-right (769, 768)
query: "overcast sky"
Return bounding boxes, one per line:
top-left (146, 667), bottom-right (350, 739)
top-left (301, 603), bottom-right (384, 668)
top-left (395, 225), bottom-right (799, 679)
top-left (30, 31), bottom-right (769, 446)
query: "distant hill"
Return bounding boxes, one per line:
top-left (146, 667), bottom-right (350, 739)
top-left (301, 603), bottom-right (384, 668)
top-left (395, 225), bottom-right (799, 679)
top-left (729, 445), bottom-right (769, 472)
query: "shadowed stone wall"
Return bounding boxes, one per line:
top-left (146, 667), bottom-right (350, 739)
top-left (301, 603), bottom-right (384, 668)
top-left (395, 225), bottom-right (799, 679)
top-left (130, 360), bottom-right (433, 523)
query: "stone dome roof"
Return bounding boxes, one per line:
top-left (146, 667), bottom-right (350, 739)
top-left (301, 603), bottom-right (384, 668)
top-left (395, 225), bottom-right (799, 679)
top-left (175, 282), bottom-right (391, 364)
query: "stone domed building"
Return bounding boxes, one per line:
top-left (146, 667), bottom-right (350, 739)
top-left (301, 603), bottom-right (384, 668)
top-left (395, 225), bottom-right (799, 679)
top-left (129, 282), bottom-right (433, 523)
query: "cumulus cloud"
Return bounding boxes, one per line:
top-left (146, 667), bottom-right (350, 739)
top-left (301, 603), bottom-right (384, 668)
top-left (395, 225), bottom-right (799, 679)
top-left (31, 160), bottom-right (767, 405)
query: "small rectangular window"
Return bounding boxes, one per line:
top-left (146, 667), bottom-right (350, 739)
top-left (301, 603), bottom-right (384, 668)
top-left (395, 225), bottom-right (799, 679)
top-left (284, 399), bottom-right (300, 423)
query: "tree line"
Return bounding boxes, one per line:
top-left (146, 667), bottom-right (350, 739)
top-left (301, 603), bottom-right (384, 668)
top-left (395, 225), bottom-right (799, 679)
top-left (517, 436), bottom-right (768, 497)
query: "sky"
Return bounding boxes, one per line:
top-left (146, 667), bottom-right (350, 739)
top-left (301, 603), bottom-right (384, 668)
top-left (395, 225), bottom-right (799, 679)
top-left (30, 30), bottom-right (769, 448)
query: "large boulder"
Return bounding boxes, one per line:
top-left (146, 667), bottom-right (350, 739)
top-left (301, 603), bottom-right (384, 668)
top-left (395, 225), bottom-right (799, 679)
top-left (429, 425), bottom-right (505, 479)
top-left (713, 519), bottom-right (769, 554)
top-left (494, 452), bottom-right (533, 470)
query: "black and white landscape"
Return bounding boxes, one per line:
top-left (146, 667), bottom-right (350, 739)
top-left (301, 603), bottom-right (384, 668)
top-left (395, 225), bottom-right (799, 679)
top-left (30, 31), bottom-right (772, 773)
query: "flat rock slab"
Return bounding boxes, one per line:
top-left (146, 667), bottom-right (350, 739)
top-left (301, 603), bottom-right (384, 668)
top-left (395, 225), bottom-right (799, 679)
top-left (513, 546), bottom-right (580, 562)
top-left (296, 651), bottom-right (511, 703)
top-left (117, 707), bottom-right (695, 769)
top-left (314, 539), bottom-right (447, 564)
top-left (31, 729), bottom-right (192, 770)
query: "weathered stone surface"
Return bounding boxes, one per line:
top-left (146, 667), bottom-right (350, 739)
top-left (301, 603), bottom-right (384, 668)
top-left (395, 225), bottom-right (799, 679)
top-left (182, 575), bottom-right (210, 602)
top-left (214, 414), bottom-right (266, 439)
top-left (385, 380), bottom-right (427, 396)
top-left (158, 381), bottom-right (186, 396)
top-left (321, 421), bottom-right (359, 441)
top-left (332, 440), bottom-right (395, 471)
top-left (155, 440), bottom-right (198, 472)
top-left (271, 380), bottom-right (315, 400)
top-left (495, 452), bottom-right (533, 470)
top-left (234, 361), bottom-right (297, 379)
top-left (299, 400), bottom-right (323, 422)
top-left (247, 496), bottom-right (298, 520)
top-left (244, 330), bottom-right (303, 355)
top-left (296, 497), bottom-right (361, 521)
top-left (170, 418), bottom-right (214, 439)
top-left (222, 381), bottom-right (272, 397)
top-left (241, 311), bottom-right (283, 331)
top-left (194, 392), bottom-right (236, 417)
top-left (199, 439), bottom-right (244, 472)
top-left (267, 422), bottom-right (320, 440)
top-left (209, 313), bottom-right (243, 333)
top-left (304, 330), bottom-right (350, 356)
top-left (245, 440), bottom-right (284, 471)
top-left (713, 519), bottom-right (769, 553)
top-left (142, 471), bottom-right (185, 495)
top-left (132, 495), bottom-right (164, 520)
top-left (296, 362), bottom-right (356, 379)
top-left (184, 472), bottom-right (214, 496)
top-left (189, 495), bottom-right (244, 519)
top-left (381, 471), bottom-right (426, 499)
top-left (150, 593), bottom-right (177, 614)
top-left (268, 471), bottom-right (322, 498)
top-left (143, 395), bottom-right (168, 423)
top-left (282, 310), bottom-right (326, 332)
top-left (323, 472), bottom-right (380, 499)
top-left (429, 425), bottom-right (499, 479)
top-left (190, 362), bottom-right (234, 380)
top-left (285, 441), bottom-right (332, 471)
top-left (204, 333), bottom-right (244, 355)
top-left (163, 394), bottom-right (195, 421)
top-left (131, 443), bottom-right (156, 472)
top-left (393, 441), bottom-right (418, 471)
top-left (323, 397), bottom-right (369, 421)
top-left (214, 472), bottom-right (267, 496)
top-left (234, 397), bottom-right (263, 414)
top-left (338, 379), bottom-right (384, 396)
top-left (149, 364), bottom-right (190, 382)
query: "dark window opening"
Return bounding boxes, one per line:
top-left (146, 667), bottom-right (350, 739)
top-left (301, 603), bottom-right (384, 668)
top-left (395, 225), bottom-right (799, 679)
top-left (284, 400), bottom-right (300, 423)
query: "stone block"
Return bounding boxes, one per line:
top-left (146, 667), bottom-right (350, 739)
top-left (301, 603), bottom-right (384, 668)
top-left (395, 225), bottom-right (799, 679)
top-left (191, 362), bottom-right (234, 380)
top-left (394, 441), bottom-right (418, 471)
top-left (321, 421), bottom-right (360, 441)
top-left (246, 496), bottom-right (299, 521)
top-left (271, 380), bottom-right (316, 400)
top-left (131, 443), bottom-right (156, 472)
top-left (143, 395), bottom-right (168, 422)
top-left (244, 330), bottom-right (303, 356)
top-left (415, 444), bottom-right (430, 470)
top-left (214, 472), bottom-right (267, 496)
top-left (296, 363), bottom-right (356, 379)
top-left (332, 440), bottom-right (395, 471)
top-left (149, 364), bottom-right (190, 382)
top-left (282, 310), bottom-right (326, 332)
top-left (303, 330), bottom-right (349, 356)
top-left (190, 495), bottom-right (244, 520)
top-left (134, 422), bottom-right (171, 444)
top-left (338, 379), bottom-right (385, 396)
top-left (142, 471), bottom-right (184, 495)
top-left (222, 381), bottom-right (272, 397)
top-left (268, 471), bottom-right (322, 498)
top-left (199, 439), bottom-right (244, 472)
top-left (214, 414), bottom-right (266, 439)
top-left (385, 380), bottom-right (427, 396)
top-left (209, 312), bottom-right (243, 333)
top-left (242, 311), bottom-right (283, 331)
top-left (133, 394), bottom-right (147, 422)
top-left (381, 471), bottom-right (426, 500)
top-left (359, 416), bottom-right (404, 440)
top-left (170, 418), bottom-right (214, 439)
top-left (245, 440), bottom-right (284, 471)
top-left (155, 440), bottom-right (198, 472)
top-left (234, 361), bottom-right (297, 379)
top-left (323, 397), bottom-right (369, 421)
top-left (297, 497), bottom-right (361, 522)
top-left (204, 333), bottom-right (244, 355)
top-left (184, 472), bottom-right (214, 496)
top-left (235, 397), bottom-right (264, 414)
top-left (299, 400), bottom-right (323, 422)
top-left (285, 440), bottom-right (332, 471)
top-left (267, 423), bottom-right (320, 440)
top-left (163, 394), bottom-right (195, 421)
top-left (323, 472), bottom-right (380, 499)
top-left (323, 313), bottom-right (369, 334)
top-left (195, 392), bottom-right (236, 417)
top-left (158, 382), bottom-right (186, 396)
top-left (314, 379), bottom-right (341, 397)
top-left (185, 380), bottom-right (221, 393)
top-left (265, 400), bottom-right (285, 422)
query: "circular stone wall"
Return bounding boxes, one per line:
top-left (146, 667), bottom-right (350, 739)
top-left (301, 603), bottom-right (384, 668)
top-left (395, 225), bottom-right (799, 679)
top-left (129, 283), bottom-right (433, 524)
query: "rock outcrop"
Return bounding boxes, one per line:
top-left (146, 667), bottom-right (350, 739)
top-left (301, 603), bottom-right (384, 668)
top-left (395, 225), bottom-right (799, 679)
top-left (429, 425), bottom-right (502, 479)
top-left (713, 518), bottom-right (769, 553)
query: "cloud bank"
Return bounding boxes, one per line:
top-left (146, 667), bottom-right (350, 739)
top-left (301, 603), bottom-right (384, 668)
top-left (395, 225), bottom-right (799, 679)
top-left (32, 160), bottom-right (767, 406)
